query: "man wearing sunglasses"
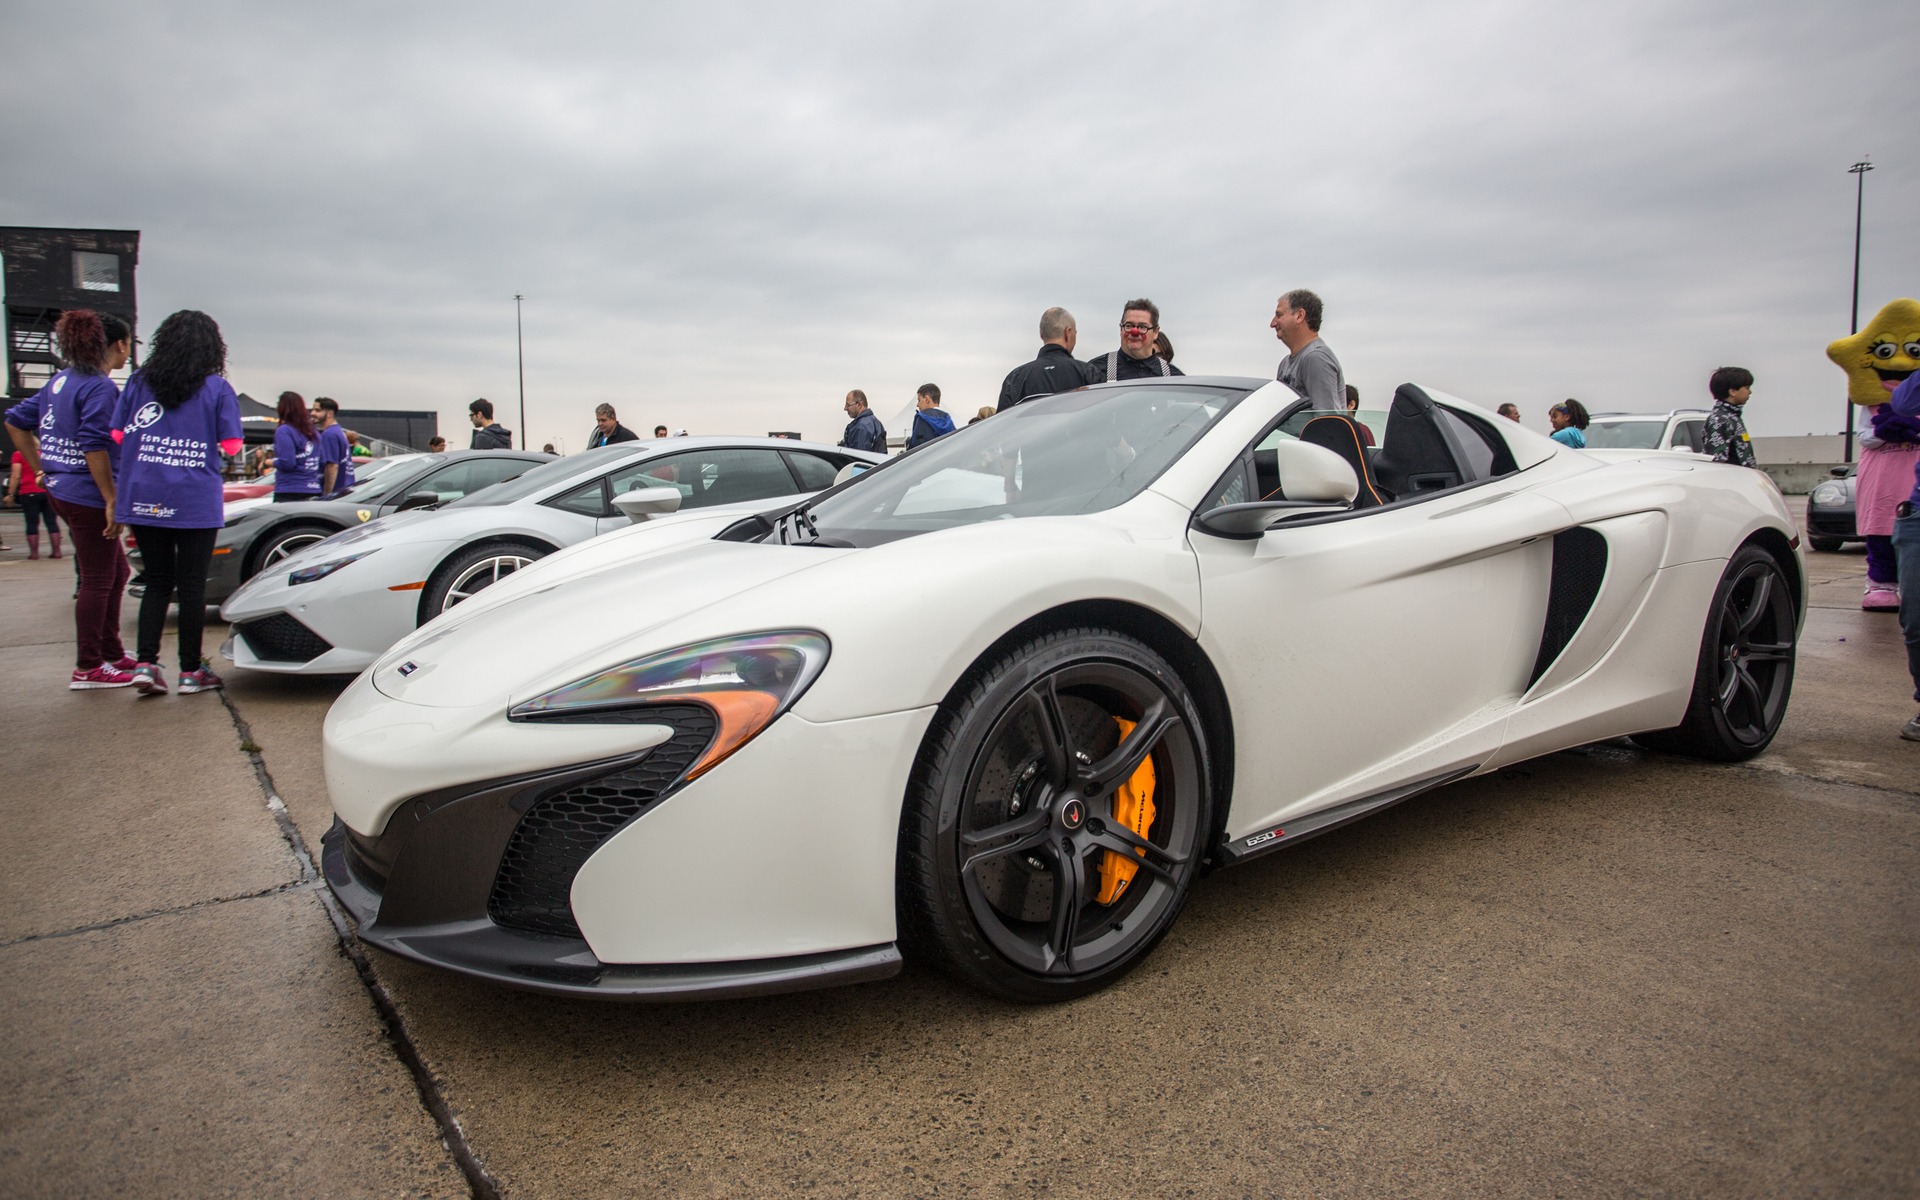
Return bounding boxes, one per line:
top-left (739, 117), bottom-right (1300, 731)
top-left (1086, 298), bottom-right (1183, 383)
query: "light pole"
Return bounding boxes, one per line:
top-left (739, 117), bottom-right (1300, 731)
top-left (1844, 159), bottom-right (1872, 464)
top-left (513, 294), bottom-right (527, 450)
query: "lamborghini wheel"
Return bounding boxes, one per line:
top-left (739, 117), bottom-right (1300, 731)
top-left (899, 627), bottom-right (1212, 1003)
top-left (1633, 544), bottom-right (1797, 761)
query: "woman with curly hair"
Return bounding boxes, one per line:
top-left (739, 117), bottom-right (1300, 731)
top-left (1548, 398), bottom-right (1590, 449)
top-left (3, 309), bottom-right (138, 688)
top-left (111, 310), bottom-right (243, 696)
top-left (271, 391), bottom-right (320, 501)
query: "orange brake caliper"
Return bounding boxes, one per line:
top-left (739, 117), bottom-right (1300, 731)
top-left (1096, 716), bottom-right (1158, 904)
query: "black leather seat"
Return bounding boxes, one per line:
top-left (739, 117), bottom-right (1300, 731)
top-left (1296, 414), bottom-right (1390, 508)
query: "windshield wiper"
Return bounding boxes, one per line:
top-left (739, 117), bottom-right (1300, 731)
top-left (774, 499), bottom-right (820, 545)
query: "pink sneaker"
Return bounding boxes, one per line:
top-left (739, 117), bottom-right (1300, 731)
top-left (70, 663), bottom-right (136, 690)
top-left (110, 655), bottom-right (137, 672)
top-left (1863, 585), bottom-right (1899, 612)
top-left (130, 663), bottom-right (169, 696)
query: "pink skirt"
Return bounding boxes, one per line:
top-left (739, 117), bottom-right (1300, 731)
top-left (1856, 441), bottom-right (1920, 536)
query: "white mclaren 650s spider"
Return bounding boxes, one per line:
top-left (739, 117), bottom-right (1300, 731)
top-left (322, 377), bottom-right (1804, 1004)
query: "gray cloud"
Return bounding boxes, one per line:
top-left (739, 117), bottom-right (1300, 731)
top-left (3, 0), bottom-right (1913, 445)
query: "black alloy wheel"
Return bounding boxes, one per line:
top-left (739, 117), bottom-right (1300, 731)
top-left (899, 627), bottom-right (1212, 1003)
top-left (1634, 544), bottom-right (1797, 761)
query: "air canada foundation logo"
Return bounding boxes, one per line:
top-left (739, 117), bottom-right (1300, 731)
top-left (128, 401), bottom-right (164, 432)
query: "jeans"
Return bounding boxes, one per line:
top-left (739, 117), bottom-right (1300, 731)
top-left (19, 491), bottom-right (52, 536)
top-left (49, 497), bottom-right (129, 670)
top-left (1892, 510), bottom-right (1920, 705)
top-left (128, 524), bottom-right (219, 672)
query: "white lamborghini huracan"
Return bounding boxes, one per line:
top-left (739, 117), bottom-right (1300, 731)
top-left (321, 378), bottom-right (1803, 1003)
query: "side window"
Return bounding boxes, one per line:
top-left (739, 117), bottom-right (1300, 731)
top-left (784, 451), bottom-right (842, 491)
top-left (405, 458), bottom-right (535, 504)
top-left (1433, 408), bottom-right (1497, 482)
top-left (1672, 420), bottom-right (1705, 452)
top-left (605, 448), bottom-right (802, 511)
top-left (551, 479), bottom-right (609, 517)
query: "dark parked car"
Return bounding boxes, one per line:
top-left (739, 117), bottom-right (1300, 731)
top-left (1806, 465), bottom-right (1858, 553)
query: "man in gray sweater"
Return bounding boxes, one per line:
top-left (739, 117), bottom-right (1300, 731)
top-left (1271, 289), bottom-right (1346, 411)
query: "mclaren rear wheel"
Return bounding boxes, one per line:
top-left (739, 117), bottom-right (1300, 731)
top-left (1633, 544), bottom-right (1797, 761)
top-left (899, 627), bottom-right (1212, 1003)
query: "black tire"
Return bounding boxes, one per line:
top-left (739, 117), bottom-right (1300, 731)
top-left (246, 521), bottom-right (339, 579)
top-left (1806, 536), bottom-right (1843, 553)
top-left (421, 541), bottom-right (547, 620)
top-left (898, 627), bottom-right (1213, 1003)
top-left (1633, 544), bottom-right (1797, 761)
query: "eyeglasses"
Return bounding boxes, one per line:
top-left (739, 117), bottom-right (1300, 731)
top-left (1120, 322), bottom-right (1156, 333)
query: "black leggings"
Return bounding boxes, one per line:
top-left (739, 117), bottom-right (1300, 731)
top-left (128, 524), bottom-right (219, 672)
top-left (19, 491), bottom-right (53, 535)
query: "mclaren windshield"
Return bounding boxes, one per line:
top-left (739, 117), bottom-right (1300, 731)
top-left (797, 382), bottom-right (1249, 544)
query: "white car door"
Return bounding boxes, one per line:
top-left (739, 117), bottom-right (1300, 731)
top-left (1193, 417), bottom-right (1567, 840)
top-left (585, 447), bottom-right (813, 535)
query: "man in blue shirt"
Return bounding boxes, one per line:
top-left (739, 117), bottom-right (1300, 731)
top-left (314, 397), bottom-right (354, 496)
top-left (838, 391), bottom-right (886, 454)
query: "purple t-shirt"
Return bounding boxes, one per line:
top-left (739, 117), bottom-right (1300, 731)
top-left (274, 424), bottom-right (321, 495)
top-left (1891, 372), bottom-right (1920, 506)
top-left (2, 369), bottom-right (120, 509)
top-left (112, 374), bottom-right (244, 529)
top-left (318, 423), bottom-right (354, 494)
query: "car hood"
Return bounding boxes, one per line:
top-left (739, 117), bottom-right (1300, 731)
top-left (369, 531), bottom-right (848, 709)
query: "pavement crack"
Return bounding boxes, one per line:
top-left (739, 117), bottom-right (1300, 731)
top-left (0, 879), bottom-right (321, 947)
top-left (217, 690), bottom-right (505, 1200)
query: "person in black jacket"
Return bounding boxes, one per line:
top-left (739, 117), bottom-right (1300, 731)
top-left (1085, 298), bottom-right (1184, 382)
top-left (587, 403), bottom-right (640, 449)
top-left (467, 398), bottom-right (514, 449)
top-left (838, 390), bottom-right (887, 453)
top-left (997, 307), bottom-right (1095, 412)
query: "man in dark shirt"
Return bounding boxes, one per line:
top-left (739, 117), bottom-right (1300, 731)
top-left (467, 398), bottom-right (513, 450)
top-left (998, 307), bottom-right (1095, 411)
top-left (1085, 298), bottom-right (1184, 382)
top-left (587, 403), bottom-right (640, 449)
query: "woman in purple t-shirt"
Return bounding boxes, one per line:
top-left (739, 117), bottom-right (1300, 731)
top-left (111, 310), bottom-right (244, 696)
top-left (271, 391), bottom-right (320, 501)
top-left (2, 309), bottom-right (136, 689)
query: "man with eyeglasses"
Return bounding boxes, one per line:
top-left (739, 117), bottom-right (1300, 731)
top-left (1086, 299), bottom-right (1183, 383)
top-left (1271, 289), bottom-right (1346, 412)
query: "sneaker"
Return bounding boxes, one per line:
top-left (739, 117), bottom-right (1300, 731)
top-left (110, 654), bottom-right (137, 672)
top-left (1863, 585), bottom-right (1899, 612)
top-left (1903, 714), bottom-right (1920, 742)
top-left (130, 663), bottom-right (169, 696)
top-left (70, 663), bottom-right (136, 690)
top-left (177, 664), bottom-right (223, 694)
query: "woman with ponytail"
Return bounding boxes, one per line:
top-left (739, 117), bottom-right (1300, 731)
top-left (271, 391), bottom-right (320, 501)
top-left (4, 309), bottom-right (138, 688)
top-left (111, 310), bottom-right (243, 696)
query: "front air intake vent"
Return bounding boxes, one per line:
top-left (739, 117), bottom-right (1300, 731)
top-left (1528, 527), bottom-right (1609, 687)
top-left (236, 613), bottom-right (333, 663)
top-left (487, 704), bottom-right (717, 938)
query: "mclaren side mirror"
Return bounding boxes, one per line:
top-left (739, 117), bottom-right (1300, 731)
top-left (396, 491), bottom-right (440, 512)
top-left (613, 487), bottom-right (684, 523)
top-left (1195, 500), bottom-right (1352, 539)
top-left (832, 462), bottom-right (872, 487)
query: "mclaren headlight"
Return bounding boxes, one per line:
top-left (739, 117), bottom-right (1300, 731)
top-left (1809, 481), bottom-right (1846, 507)
top-left (508, 631), bottom-right (830, 780)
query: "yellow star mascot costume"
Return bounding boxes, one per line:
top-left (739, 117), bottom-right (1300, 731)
top-left (1827, 298), bottom-right (1920, 611)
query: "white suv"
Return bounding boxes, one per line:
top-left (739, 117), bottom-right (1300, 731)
top-left (1584, 409), bottom-right (1710, 453)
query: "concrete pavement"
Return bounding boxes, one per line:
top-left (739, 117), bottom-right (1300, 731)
top-left (1, 507), bottom-right (1915, 1198)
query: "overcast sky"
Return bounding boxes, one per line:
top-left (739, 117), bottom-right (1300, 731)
top-left (3, 0), bottom-right (1914, 446)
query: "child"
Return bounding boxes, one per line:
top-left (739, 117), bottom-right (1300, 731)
top-left (1703, 367), bottom-right (1757, 468)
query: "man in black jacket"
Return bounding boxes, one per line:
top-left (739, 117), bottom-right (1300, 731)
top-left (838, 390), bottom-right (887, 453)
top-left (997, 307), bottom-right (1095, 412)
top-left (587, 403), bottom-right (640, 449)
top-left (1085, 298), bottom-right (1184, 382)
top-left (468, 398), bottom-right (514, 449)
